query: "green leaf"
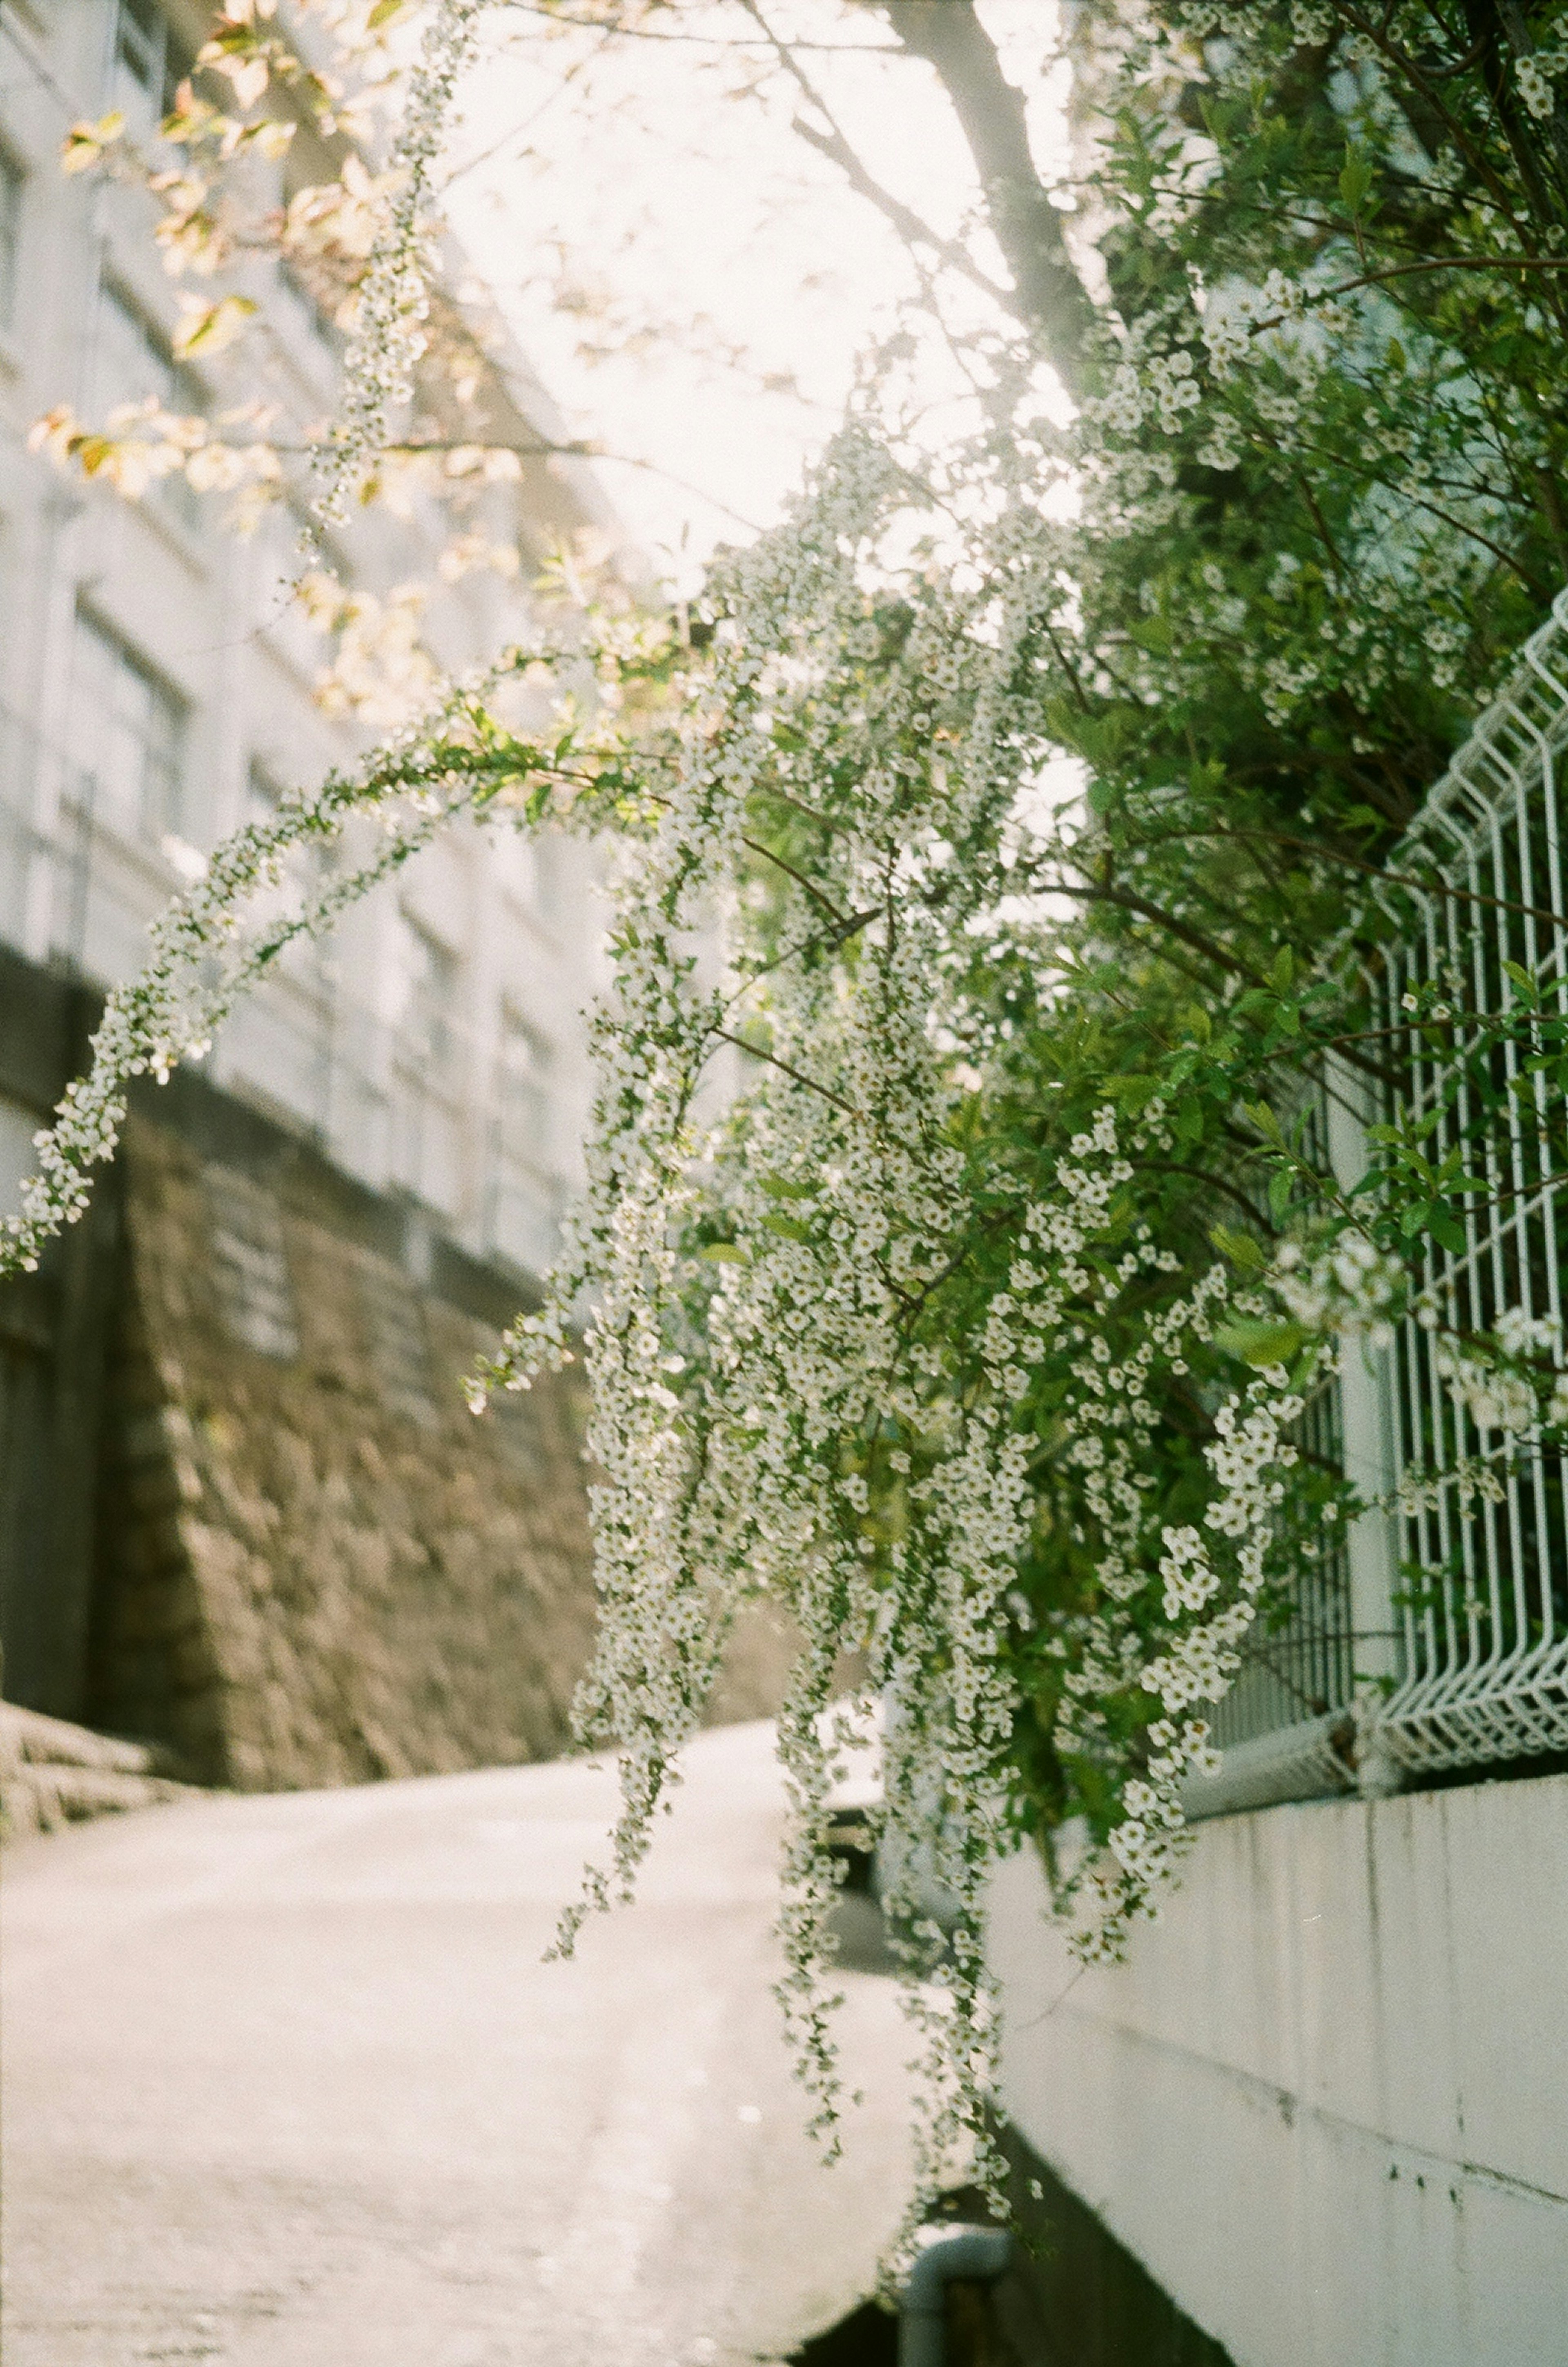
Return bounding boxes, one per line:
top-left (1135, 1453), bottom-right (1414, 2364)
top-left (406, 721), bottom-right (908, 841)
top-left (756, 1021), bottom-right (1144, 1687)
top-left (1104, 1074), bottom-right (1161, 1112)
top-left (698, 1243), bottom-right (748, 1264)
top-left (1339, 145), bottom-right (1374, 212)
top-left (1267, 1169), bottom-right (1293, 1223)
top-left (1210, 1224), bottom-right (1266, 1272)
top-left (1269, 946), bottom-right (1295, 992)
top-left (1213, 1318), bottom-right (1310, 1368)
top-left (760, 1212), bottom-right (812, 1244)
top-left (1428, 1202), bottom-right (1467, 1253)
top-left (759, 1173), bottom-right (815, 1201)
top-left (1174, 1095), bottom-right (1204, 1147)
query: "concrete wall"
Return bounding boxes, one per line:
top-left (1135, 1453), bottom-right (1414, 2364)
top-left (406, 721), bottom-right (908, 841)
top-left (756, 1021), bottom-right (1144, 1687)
top-left (988, 1775), bottom-right (1568, 2367)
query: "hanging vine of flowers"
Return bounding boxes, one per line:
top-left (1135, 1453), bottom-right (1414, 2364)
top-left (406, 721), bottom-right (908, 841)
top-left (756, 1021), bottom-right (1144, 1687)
top-left (9, 0), bottom-right (1568, 2246)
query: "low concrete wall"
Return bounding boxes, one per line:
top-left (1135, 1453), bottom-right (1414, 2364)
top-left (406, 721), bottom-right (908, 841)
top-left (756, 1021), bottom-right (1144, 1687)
top-left (988, 1774), bottom-right (1568, 2367)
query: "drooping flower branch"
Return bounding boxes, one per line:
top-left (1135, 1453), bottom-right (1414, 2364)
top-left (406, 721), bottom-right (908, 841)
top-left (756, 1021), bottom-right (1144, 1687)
top-left (9, 0), bottom-right (1568, 2253)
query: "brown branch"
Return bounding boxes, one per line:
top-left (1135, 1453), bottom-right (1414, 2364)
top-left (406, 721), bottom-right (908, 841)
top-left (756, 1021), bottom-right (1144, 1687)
top-left (737, 834), bottom-right (857, 927)
top-left (787, 114), bottom-right (1008, 305)
top-left (731, 0), bottom-right (1008, 309)
top-left (712, 1026), bottom-right (860, 1117)
top-left (1128, 1160), bottom-right (1275, 1230)
top-left (870, 0), bottom-right (1098, 390)
top-left (1064, 870), bottom-right (1272, 987)
top-left (1223, 826), bottom-right (1568, 934)
top-left (503, 3), bottom-right (902, 53)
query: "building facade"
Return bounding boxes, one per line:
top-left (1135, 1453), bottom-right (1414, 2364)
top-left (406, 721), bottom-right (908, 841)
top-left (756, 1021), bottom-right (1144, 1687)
top-left (0, 0), bottom-right (614, 1284)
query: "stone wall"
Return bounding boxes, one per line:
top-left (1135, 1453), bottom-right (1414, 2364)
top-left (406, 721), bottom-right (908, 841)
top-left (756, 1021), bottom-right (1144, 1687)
top-left (90, 1112), bottom-right (600, 1789)
top-left (3, 942), bottom-right (797, 1793)
top-left (88, 1104), bottom-right (798, 1791)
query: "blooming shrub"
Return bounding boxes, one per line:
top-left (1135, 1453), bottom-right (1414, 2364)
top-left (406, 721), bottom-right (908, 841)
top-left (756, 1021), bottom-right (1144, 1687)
top-left (9, 0), bottom-right (1568, 2237)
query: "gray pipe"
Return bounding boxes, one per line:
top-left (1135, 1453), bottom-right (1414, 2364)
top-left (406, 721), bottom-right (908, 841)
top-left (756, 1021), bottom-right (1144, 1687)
top-left (897, 2223), bottom-right (1012, 2367)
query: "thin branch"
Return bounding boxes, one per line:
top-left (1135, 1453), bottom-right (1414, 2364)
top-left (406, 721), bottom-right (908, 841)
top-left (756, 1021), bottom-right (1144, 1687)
top-left (502, 2), bottom-right (902, 53)
top-left (1227, 827), bottom-right (1568, 934)
top-left (1127, 1160), bottom-right (1275, 1230)
top-left (379, 439), bottom-right (764, 533)
top-left (1063, 870), bottom-right (1272, 987)
top-left (712, 1026), bottom-right (860, 1117)
top-left (731, 0), bottom-right (1008, 307)
top-left (721, 906), bottom-right (878, 1020)
top-left (738, 833), bottom-right (854, 925)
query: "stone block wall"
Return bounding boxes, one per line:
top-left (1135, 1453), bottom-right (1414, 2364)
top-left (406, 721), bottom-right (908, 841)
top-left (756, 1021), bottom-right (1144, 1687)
top-left (90, 1107), bottom-right (800, 1791)
top-left (90, 1113), bottom-right (601, 1789)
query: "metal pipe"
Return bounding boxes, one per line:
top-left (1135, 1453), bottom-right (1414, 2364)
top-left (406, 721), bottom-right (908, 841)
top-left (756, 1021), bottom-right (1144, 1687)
top-left (897, 2222), bottom-right (1012, 2367)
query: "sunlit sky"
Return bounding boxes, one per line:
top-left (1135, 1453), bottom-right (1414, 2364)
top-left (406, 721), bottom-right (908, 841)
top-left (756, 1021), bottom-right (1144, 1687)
top-left (443, 1), bottom-right (1072, 582)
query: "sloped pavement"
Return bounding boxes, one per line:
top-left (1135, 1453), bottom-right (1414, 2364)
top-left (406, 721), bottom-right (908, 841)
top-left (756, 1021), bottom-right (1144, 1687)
top-left (1, 1719), bottom-right (915, 2366)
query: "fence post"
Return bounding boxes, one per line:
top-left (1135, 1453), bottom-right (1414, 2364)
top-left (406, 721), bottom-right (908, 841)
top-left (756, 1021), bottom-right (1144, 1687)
top-left (1324, 1058), bottom-right (1403, 1797)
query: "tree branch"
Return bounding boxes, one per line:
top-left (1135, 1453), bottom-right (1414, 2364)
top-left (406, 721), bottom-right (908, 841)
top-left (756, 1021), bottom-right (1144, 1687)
top-left (733, 0), bottom-right (1007, 308)
top-left (869, 0), bottom-right (1097, 389)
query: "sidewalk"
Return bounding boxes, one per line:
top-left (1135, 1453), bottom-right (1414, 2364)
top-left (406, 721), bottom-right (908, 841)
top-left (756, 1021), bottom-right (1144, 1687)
top-left (1, 1718), bottom-right (915, 2366)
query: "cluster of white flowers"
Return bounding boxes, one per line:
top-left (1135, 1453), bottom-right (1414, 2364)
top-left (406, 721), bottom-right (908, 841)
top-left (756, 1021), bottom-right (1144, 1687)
top-left (1272, 1226), bottom-right (1408, 1351)
top-left (317, 0), bottom-right (488, 521)
top-left (1515, 38), bottom-right (1568, 122)
top-left (1437, 1336), bottom-right (1545, 1438)
top-left (1198, 270), bottom-right (1304, 378)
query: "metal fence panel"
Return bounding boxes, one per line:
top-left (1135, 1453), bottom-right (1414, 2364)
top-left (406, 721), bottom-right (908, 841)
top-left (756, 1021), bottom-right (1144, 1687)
top-left (1190, 588), bottom-right (1568, 1817)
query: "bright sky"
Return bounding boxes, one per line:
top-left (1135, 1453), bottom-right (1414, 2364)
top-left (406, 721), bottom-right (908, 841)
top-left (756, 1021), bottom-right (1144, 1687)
top-left (443, 1), bottom-right (1071, 584)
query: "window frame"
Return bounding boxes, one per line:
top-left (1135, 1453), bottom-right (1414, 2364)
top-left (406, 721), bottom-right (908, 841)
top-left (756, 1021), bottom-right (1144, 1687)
top-left (94, 273), bottom-right (205, 535)
top-left (70, 604), bottom-right (188, 843)
top-left (113, 0), bottom-right (196, 128)
top-left (0, 145), bottom-right (23, 334)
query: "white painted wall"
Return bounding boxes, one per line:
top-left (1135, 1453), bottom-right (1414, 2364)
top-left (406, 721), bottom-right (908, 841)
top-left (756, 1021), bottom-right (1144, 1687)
top-left (989, 1774), bottom-right (1568, 2367)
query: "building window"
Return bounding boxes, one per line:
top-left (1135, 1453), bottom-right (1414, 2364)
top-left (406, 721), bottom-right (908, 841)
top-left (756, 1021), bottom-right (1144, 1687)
top-left (114, 0), bottom-right (195, 127)
top-left (497, 1007), bottom-right (552, 1170)
top-left (392, 911), bottom-right (458, 1073)
top-left (92, 279), bottom-right (202, 531)
top-left (69, 608), bottom-right (185, 838)
top-left (0, 151), bottom-right (22, 332)
top-left (245, 758), bottom-right (283, 828)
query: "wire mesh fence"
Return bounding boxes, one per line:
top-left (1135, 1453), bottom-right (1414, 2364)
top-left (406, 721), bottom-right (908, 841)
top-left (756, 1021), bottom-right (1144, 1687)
top-left (1368, 591), bottom-right (1568, 1777)
top-left (1192, 587), bottom-right (1568, 1816)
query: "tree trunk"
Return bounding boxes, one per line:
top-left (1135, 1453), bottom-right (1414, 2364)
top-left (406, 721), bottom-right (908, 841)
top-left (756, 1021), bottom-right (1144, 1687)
top-left (872, 0), bottom-right (1097, 388)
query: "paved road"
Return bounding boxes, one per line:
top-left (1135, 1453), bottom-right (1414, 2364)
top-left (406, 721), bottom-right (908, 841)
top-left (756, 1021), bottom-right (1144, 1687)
top-left (2, 1720), bottom-right (915, 2367)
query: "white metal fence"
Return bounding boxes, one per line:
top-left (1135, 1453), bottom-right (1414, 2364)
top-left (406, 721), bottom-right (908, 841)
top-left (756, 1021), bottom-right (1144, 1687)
top-left (1192, 587), bottom-right (1568, 1817)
